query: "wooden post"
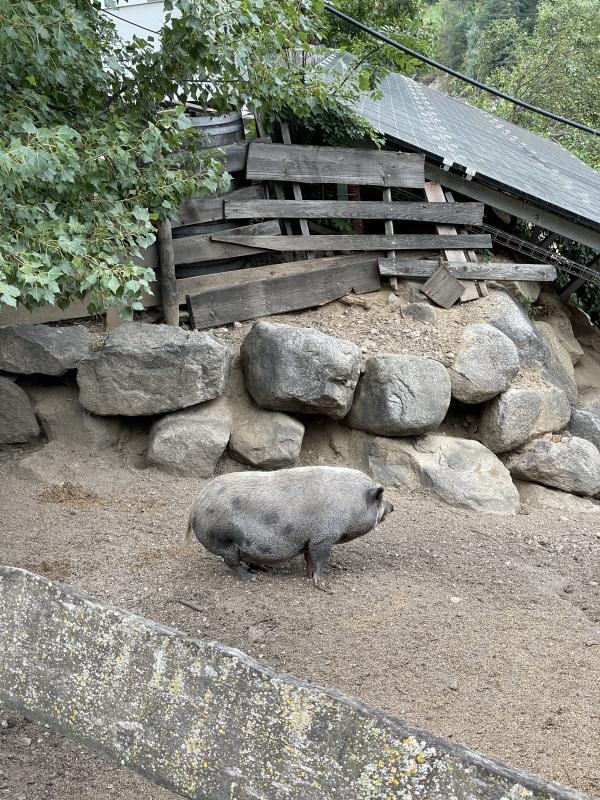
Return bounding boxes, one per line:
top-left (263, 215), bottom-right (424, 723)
top-left (158, 219), bottom-right (179, 326)
top-left (280, 121), bottom-right (312, 259)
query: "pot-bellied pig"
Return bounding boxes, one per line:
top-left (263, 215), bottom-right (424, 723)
top-left (184, 466), bottom-right (394, 590)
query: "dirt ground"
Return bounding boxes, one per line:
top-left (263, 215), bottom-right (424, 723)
top-left (1, 439), bottom-right (600, 799)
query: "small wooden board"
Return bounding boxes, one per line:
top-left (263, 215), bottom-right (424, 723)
top-left (186, 256), bottom-right (381, 330)
top-left (210, 233), bottom-right (492, 252)
top-left (378, 259), bottom-right (557, 281)
top-left (223, 199), bottom-right (484, 224)
top-left (420, 266), bottom-right (464, 308)
top-left (246, 143), bottom-right (425, 187)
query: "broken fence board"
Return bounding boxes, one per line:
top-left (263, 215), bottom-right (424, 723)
top-left (210, 233), bottom-right (492, 252)
top-left (0, 567), bottom-right (590, 800)
top-left (224, 199), bottom-right (484, 224)
top-left (209, 135), bottom-right (271, 174)
top-left (174, 220), bottom-right (280, 265)
top-left (173, 185), bottom-right (265, 228)
top-left (378, 259), bottom-right (557, 281)
top-left (187, 258), bottom-right (382, 329)
top-left (420, 266), bottom-right (464, 309)
top-left (246, 142), bottom-right (425, 187)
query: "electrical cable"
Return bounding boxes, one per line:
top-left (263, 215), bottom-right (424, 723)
top-left (324, 3), bottom-right (600, 137)
top-left (100, 7), bottom-right (161, 35)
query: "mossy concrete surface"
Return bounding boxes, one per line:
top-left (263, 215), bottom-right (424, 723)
top-left (0, 566), bottom-right (591, 800)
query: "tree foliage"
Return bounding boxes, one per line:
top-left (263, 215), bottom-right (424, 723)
top-left (0, 0), bottom-right (384, 315)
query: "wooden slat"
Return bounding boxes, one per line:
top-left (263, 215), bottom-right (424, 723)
top-left (280, 121), bottom-right (312, 260)
top-left (158, 219), bottom-right (178, 325)
top-left (174, 220), bottom-right (281, 265)
top-left (378, 259), bottom-right (557, 281)
top-left (421, 266), bottom-right (464, 308)
top-left (209, 135), bottom-right (271, 174)
top-left (187, 257), bottom-right (381, 330)
top-left (246, 142), bottom-right (425, 187)
top-left (173, 185), bottom-right (265, 228)
top-left (423, 181), bottom-right (479, 302)
top-left (224, 199), bottom-right (484, 223)
top-left (210, 233), bottom-right (492, 252)
top-left (383, 187), bottom-right (397, 289)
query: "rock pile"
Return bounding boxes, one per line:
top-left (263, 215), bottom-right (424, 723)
top-left (4, 281), bottom-right (600, 516)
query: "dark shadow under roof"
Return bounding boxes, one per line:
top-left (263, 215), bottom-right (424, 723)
top-left (322, 53), bottom-right (600, 234)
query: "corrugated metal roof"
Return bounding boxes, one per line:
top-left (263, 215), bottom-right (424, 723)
top-left (322, 53), bottom-right (600, 233)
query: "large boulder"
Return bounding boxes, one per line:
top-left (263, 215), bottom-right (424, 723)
top-left (502, 434), bottom-right (600, 496)
top-left (485, 291), bottom-right (549, 367)
top-left (479, 382), bottom-right (571, 453)
top-left (0, 376), bottom-right (40, 444)
top-left (541, 300), bottom-right (584, 365)
top-left (229, 411), bottom-right (304, 469)
top-left (240, 322), bottom-right (361, 419)
top-left (368, 434), bottom-right (520, 515)
top-left (0, 324), bottom-right (90, 375)
top-left (448, 323), bottom-right (519, 404)
top-left (77, 323), bottom-right (231, 416)
top-left (574, 351), bottom-right (600, 395)
top-left (147, 398), bottom-right (232, 477)
top-left (27, 385), bottom-right (122, 449)
top-left (568, 393), bottom-right (600, 450)
top-left (515, 480), bottom-right (600, 513)
top-left (347, 355), bottom-right (450, 436)
top-left (535, 321), bottom-right (578, 404)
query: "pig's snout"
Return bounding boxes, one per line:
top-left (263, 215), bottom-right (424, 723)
top-left (379, 499), bottom-right (394, 523)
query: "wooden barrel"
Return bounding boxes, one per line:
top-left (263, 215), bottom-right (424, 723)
top-left (188, 111), bottom-right (245, 147)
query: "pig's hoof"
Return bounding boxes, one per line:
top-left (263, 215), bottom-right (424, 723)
top-left (313, 577), bottom-right (332, 594)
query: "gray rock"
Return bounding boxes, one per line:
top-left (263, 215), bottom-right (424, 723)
top-left (479, 382), bottom-right (570, 453)
top-left (502, 280), bottom-right (541, 304)
top-left (536, 321), bottom-right (578, 404)
top-left (568, 393), bottom-right (600, 450)
top-left (485, 291), bottom-right (549, 367)
top-left (77, 323), bottom-right (231, 416)
top-left (368, 434), bottom-right (520, 515)
top-left (0, 376), bottom-right (40, 444)
top-left (448, 323), bottom-right (519, 404)
top-left (347, 355), bottom-right (451, 436)
top-left (229, 411), bottom-right (304, 469)
top-left (16, 441), bottom-right (89, 485)
top-left (147, 398), bottom-right (232, 477)
top-left (502, 434), bottom-right (600, 496)
top-left (544, 305), bottom-right (584, 365)
top-left (402, 302), bottom-right (437, 323)
top-left (241, 321), bottom-right (361, 420)
top-left (574, 350), bottom-right (600, 395)
top-left (514, 480), bottom-right (600, 513)
top-left (0, 324), bottom-right (90, 375)
top-left (27, 385), bottom-right (122, 449)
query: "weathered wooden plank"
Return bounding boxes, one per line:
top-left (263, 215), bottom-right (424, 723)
top-left (280, 122), bottom-right (312, 260)
top-left (173, 185), bottom-right (265, 228)
top-left (209, 135), bottom-right (271, 174)
top-left (224, 199), bottom-right (485, 223)
top-left (158, 219), bottom-right (179, 325)
top-left (420, 266), bottom-right (464, 308)
top-left (175, 220), bottom-right (281, 265)
top-left (210, 233), bottom-right (492, 252)
top-left (378, 259), bottom-right (557, 281)
top-left (0, 567), bottom-right (589, 800)
top-left (187, 258), bottom-right (382, 329)
top-left (246, 142), bottom-right (425, 187)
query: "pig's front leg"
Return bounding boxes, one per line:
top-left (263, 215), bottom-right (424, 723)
top-left (308, 542), bottom-right (332, 592)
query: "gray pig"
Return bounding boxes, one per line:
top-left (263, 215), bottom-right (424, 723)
top-left (184, 466), bottom-right (394, 590)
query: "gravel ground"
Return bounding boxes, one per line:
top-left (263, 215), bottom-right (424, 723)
top-left (1, 441), bottom-right (600, 799)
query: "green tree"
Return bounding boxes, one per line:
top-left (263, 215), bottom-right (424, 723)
top-left (0, 0), bottom-right (375, 315)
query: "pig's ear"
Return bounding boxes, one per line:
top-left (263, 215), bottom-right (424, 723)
top-left (370, 486), bottom-right (384, 501)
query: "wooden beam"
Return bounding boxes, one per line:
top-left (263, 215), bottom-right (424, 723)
top-left (173, 185), bottom-right (265, 228)
top-left (246, 142), bottom-right (425, 187)
top-left (157, 219), bottom-right (179, 325)
top-left (210, 233), bottom-right (492, 252)
top-left (224, 199), bottom-right (485, 223)
top-left (378, 259), bottom-right (557, 281)
top-left (174, 220), bottom-right (281, 265)
top-left (187, 257), bottom-right (381, 330)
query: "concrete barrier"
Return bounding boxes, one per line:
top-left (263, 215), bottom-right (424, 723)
top-left (0, 566), bottom-right (591, 800)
